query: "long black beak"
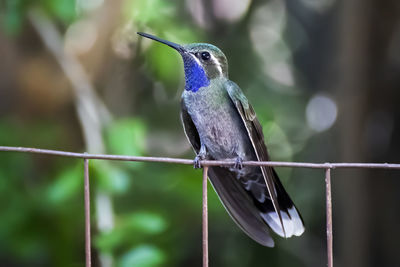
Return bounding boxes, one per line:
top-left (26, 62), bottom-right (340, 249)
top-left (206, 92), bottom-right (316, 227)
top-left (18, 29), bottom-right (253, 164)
top-left (137, 32), bottom-right (186, 54)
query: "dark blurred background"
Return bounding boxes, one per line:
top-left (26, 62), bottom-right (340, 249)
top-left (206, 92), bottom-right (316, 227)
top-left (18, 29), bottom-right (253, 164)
top-left (1, 0), bottom-right (399, 266)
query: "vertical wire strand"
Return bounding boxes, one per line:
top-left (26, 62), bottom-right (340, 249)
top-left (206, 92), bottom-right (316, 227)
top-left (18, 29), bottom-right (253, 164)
top-left (325, 168), bottom-right (333, 267)
top-left (202, 166), bottom-right (209, 267)
top-left (84, 158), bottom-right (91, 267)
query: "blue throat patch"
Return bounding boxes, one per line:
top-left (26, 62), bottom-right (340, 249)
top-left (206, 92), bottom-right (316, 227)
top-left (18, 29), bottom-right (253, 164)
top-left (183, 57), bottom-right (210, 92)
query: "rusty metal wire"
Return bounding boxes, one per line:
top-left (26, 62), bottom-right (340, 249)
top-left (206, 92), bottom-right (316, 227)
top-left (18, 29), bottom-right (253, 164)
top-left (325, 168), bottom-right (333, 267)
top-left (1, 145), bottom-right (400, 267)
top-left (84, 158), bottom-right (91, 267)
top-left (1, 146), bottom-right (400, 169)
top-left (202, 167), bottom-right (209, 267)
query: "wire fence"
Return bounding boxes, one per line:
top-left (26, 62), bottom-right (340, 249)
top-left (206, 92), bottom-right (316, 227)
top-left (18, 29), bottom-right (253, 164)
top-left (1, 145), bottom-right (400, 267)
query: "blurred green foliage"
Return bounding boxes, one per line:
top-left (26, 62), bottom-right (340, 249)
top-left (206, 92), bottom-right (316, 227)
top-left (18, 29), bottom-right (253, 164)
top-left (106, 118), bottom-right (146, 159)
top-left (119, 245), bottom-right (165, 267)
top-left (0, 0), bottom-right (346, 266)
top-left (2, 0), bottom-right (77, 34)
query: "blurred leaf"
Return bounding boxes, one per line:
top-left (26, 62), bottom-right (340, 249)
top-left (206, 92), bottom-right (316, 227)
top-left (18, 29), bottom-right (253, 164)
top-left (123, 0), bottom-right (173, 24)
top-left (46, 163), bottom-right (82, 206)
top-left (122, 212), bottom-right (167, 234)
top-left (95, 228), bottom-right (126, 252)
top-left (106, 118), bottom-right (147, 157)
top-left (95, 212), bottom-right (167, 251)
top-left (92, 160), bottom-right (131, 194)
top-left (146, 44), bottom-right (183, 86)
top-left (42, 0), bottom-right (76, 24)
top-left (118, 245), bottom-right (166, 267)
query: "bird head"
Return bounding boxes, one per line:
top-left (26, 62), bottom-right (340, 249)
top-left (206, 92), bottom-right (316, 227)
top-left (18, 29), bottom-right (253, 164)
top-left (138, 32), bottom-right (228, 92)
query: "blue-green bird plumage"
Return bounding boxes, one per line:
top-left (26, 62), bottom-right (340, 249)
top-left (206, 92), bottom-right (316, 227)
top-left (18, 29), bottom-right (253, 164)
top-left (138, 32), bottom-right (305, 247)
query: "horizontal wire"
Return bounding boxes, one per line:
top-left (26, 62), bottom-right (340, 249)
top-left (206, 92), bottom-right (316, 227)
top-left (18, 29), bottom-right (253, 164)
top-left (1, 146), bottom-right (399, 169)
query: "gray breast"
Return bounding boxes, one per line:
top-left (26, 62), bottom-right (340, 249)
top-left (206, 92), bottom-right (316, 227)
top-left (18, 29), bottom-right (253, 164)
top-left (182, 81), bottom-right (253, 160)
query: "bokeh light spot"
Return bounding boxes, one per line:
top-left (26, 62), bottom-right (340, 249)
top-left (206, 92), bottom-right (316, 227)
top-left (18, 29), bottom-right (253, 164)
top-left (213, 0), bottom-right (251, 22)
top-left (306, 95), bottom-right (337, 132)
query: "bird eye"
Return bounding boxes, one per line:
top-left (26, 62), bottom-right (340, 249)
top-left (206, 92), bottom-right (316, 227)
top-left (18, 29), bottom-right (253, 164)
top-left (200, 51), bottom-right (211, 61)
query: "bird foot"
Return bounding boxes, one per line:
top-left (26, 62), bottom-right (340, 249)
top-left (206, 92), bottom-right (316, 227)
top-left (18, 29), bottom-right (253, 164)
top-left (194, 145), bottom-right (207, 169)
top-left (234, 157), bottom-right (243, 170)
top-left (194, 154), bottom-right (205, 169)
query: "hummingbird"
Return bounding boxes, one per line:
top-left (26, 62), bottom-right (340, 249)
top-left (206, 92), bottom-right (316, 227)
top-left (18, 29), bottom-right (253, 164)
top-left (137, 32), bottom-right (305, 247)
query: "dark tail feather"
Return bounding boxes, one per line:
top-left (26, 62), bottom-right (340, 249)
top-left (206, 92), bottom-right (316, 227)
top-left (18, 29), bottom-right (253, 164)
top-left (208, 166), bottom-right (275, 247)
top-left (208, 166), bottom-right (304, 246)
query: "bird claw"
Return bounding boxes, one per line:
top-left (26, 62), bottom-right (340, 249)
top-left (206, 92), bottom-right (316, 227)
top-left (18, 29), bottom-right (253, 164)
top-left (234, 157), bottom-right (243, 170)
top-left (194, 154), bottom-right (205, 169)
top-left (194, 145), bottom-right (207, 169)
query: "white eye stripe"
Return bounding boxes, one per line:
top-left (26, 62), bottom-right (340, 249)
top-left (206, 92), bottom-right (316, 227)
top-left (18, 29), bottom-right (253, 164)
top-left (210, 54), bottom-right (223, 75)
top-left (191, 53), bottom-right (202, 65)
top-left (190, 51), bottom-right (223, 75)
